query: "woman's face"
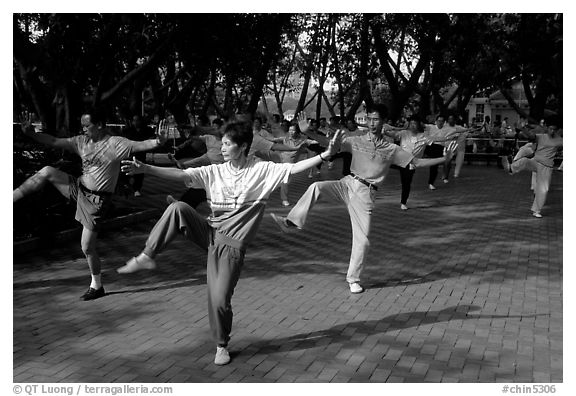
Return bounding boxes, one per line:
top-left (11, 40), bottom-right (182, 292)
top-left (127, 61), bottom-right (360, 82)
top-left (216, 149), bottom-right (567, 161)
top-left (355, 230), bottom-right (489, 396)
top-left (221, 134), bottom-right (245, 161)
top-left (288, 125), bottom-right (298, 138)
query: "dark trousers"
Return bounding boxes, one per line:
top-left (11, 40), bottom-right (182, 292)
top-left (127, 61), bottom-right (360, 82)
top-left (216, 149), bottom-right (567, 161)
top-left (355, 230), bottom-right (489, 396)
top-left (424, 144), bottom-right (444, 185)
top-left (399, 165), bottom-right (416, 204)
top-left (392, 164), bottom-right (416, 205)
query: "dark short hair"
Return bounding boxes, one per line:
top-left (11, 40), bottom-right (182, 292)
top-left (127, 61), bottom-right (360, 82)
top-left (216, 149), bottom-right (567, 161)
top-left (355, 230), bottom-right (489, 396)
top-left (212, 118), bottom-right (223, 127)
top-left (408, 115), bottom-right (424, 132)
top-left (223, 121), bottom-right (253, 156)
top-left (289, 121), bottom-right (301, 134)
top-left (85, 108), bottom-right (106, 127)
top-left (367, 103), bottom-right (389, 119)
top-left (320, 117), bottom-right (326, 122)
top-left (436, 114), bottom-right (446, 121)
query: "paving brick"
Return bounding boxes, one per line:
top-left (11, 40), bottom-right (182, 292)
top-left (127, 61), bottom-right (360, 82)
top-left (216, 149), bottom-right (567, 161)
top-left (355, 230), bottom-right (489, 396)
top-left (13, 166), bottom-right (563, 383)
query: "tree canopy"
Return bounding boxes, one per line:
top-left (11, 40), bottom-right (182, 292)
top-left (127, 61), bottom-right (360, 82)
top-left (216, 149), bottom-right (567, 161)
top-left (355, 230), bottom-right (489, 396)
top-left (13, 13), bottom-right (562, 132)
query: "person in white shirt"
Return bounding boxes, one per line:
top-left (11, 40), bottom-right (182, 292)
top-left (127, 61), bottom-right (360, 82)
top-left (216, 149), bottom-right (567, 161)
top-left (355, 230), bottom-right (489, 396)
top-left (502, 117), bottom-right (562, 218)
top-left (117, 120), bottom-right (342, 365)
top-left (383, 116), bottom-right (430, 210)
top-left (442, 115), bottom-right (480, 181)
top-left (422, 115), bottom-right (453, 189)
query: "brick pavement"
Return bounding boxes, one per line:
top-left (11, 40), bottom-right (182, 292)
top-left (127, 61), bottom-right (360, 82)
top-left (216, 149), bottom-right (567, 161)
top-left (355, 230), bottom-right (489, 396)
top-left (13, 161), bottom-right (563, 383)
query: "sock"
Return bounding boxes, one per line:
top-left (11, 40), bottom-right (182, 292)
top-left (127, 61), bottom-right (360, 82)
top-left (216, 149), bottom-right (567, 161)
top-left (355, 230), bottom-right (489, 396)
top-left (90, 274), bottom-right (102, 289)
top-left (13, 188), bottom-right (24, 202)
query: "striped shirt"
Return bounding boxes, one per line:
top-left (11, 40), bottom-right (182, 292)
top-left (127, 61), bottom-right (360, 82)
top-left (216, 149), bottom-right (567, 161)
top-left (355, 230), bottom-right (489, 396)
top-left (341, 132), bottom-right (413, 187)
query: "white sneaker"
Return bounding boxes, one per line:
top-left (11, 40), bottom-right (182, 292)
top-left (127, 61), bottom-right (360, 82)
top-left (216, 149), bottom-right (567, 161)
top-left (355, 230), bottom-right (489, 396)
top-left (134, 190), bottom-right (142, 197)
top-left (214, 346), bottom-right (230, 365)
top-left (532, 212), bottom-right (543, 218)
top-left (400, 204), bottom-right (408, 211)
top-left (428, 184), bottom-right (436, 190)
top-left (117, 255), bottom-right (157, 274)
top-left (442, 178), bottom-right (449, 184)
top-left (349, 282), bottom-right (364, 294)
top-left (281, 200), bottom-right (290, 207)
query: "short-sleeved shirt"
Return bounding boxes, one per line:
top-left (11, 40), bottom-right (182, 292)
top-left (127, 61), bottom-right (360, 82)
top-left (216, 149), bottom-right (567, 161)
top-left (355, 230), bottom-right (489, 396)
top-left (341, 132), bottom-right (413, 186)
top-left (424, 124), bottom-right (454, 145)
top-left (534, 134), bottom-right (563, 167)
top-left (199, 135), bottom-right (224, 164)
top-left (65, 135), bottom-right (138, 192)
top-left (248, 133), bottom-right (275, 157)
top-left (398, 130), bottom-right (428, 158)
top-left (183, 157), bottom-right (293, 246)
top-left (255, 129), bottom-right (276, 141)
top-left (279, 135), bottom-right (312, 163)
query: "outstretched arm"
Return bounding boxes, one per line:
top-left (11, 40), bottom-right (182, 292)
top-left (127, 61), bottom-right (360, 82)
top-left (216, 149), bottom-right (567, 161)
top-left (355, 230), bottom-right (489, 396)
top-left (290, 130), bottom-right (343, 174)
top-left (411, 141), bottom-right (458, 168)
top-left (130, 119), bottom-right (169, 152)
top-left (19, 116), bottom-right (74, 151)
top-left (296, 113), bottom-right (331, 147)
top-left (121, 157), bottom-right (190, 183)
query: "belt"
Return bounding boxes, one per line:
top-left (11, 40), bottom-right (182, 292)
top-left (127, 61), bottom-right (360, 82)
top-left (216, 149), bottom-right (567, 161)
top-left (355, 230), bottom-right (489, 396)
top-left (79, 182), bottom-right (113, 197)
top-left (350, 173), bottom-right (378, 191)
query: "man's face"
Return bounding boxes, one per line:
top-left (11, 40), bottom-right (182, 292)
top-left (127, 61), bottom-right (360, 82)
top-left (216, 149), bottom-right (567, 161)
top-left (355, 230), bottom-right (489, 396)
top-left (435, 117), bottom-right (445, 129)
top-left (309, 120), bottom-right (318, 131)
top-left (253, 119), bottom-right (261, 130)
top-left (320, 119), bottom-right (327, 128)
top-left (367, 112), bottom-right (383, 134)
top-left (447, 116), bottom-right (455, 126)
top-left (548, 125), bottom-right (559, 136)
top-left (81, 115), bottom-right (97, 137)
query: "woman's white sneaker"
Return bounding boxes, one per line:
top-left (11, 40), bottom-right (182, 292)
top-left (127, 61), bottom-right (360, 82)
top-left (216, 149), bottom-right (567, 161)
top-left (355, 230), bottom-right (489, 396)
top-left (349, 282), bottom-right (364, 294)
top-left (214, 346), bottom-right (230, 365)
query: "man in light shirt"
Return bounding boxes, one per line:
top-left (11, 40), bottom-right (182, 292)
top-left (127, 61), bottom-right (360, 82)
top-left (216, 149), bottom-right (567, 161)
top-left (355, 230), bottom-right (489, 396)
top-left (270, 104), bottom-right (457, 294)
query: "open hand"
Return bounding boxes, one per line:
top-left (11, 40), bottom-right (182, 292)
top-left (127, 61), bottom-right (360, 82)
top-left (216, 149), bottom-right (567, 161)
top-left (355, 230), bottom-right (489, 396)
top-left (296, 112), bottom-right (308, 133)
top-left (121, 156), bottom-right (146, 175)
top-left (19, 111), bottom-right (36, 136)
top-left (326, 129), bottom-right (344, 156)
top-left (443, 140), bottom-right (458, 160)
top-left (156, 119), bottom-right (169, 145)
